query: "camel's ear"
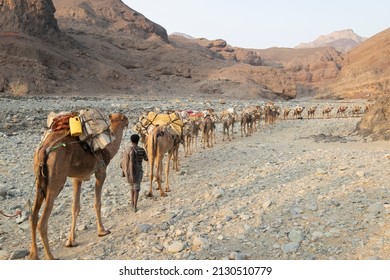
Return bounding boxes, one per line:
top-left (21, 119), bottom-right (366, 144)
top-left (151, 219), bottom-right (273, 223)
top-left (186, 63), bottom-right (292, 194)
top-left (109, 114), bottom-right (113, 120)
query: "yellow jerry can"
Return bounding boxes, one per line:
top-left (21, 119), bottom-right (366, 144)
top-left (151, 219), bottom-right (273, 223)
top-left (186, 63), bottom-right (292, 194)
top-left (69, 116), bottom-right (82, 136)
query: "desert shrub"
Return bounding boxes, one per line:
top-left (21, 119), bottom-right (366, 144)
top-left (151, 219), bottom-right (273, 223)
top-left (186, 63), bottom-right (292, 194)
top-left (9, 80), bottom-right (28, 96)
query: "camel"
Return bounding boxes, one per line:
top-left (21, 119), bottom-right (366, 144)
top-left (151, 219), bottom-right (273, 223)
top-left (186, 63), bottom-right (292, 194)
top-left (283, 108), bottom-right (291, 119)
top-left (134, 111), bottom-right (182, 173)
top-left (29, 113), bottom-right (129, 260)
top-left (188, 112), bottom-right (203, 152)
top-left (240, 110), bottom-right (253, 137)
top-left (364, 104), bottom-right (371, 113)
top-left (307, 106), bottom-right (317, 118)
top-left (322, 106), bottom-right (334, 118)
top-left (203, 109), bottom-right (218, 146)
top-left (201, 115), bottom-right (215, 148)
top-left (293, 106), bottom-right (305, 119)
top-left (183, 119), bottom-right (200, 156)
top-left (264, 104), bottom-right (279, 125)
top-left (134, 112), bottom-right (152, 144)
top-left (220, 111), bottom-right (235, 141)
top-left (352, 105), bottom-right (362, 116)
top-left (336, 106), bottom-right (348, 118)
top-left (244, 105), bottom-right (261, 131)
top-left (146, 125), bottom-right (179, 197)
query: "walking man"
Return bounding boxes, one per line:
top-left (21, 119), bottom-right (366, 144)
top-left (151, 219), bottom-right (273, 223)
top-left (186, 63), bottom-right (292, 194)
top-left (121, 134), bottom-right (148, 212)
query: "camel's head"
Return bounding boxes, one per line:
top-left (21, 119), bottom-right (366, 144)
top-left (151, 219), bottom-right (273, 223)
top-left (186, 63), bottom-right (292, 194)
top-left (109, 113), bottom-right (129, 128)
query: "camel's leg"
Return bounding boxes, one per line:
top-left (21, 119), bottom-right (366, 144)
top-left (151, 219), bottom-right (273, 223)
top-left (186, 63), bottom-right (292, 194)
top-left (188, 136), bottom-right (193, 155)
top-left (164, 151), bottom-right (172, 193)
top-left (207, 130), bottom-right (212, 148)
top-left (184, 137), bottom-right (188, 156)
top-left (155, 155), bottom-right (167, 197)
top-left (144, 160), bottom-right (149, 178)
top-left (142, 142), bottom-right (149, 178)
top-left (94, 171), bottom-right (111, 237)
top-left (66, 178), bottom-right (82, 247)
top-left (28, 188), bottom-right (45, 260)
top-left (39, 188), bottom-right (62, 260)
top-left (174, 144), bottom-right (180, 171)
top-left (171, 146), bottom-right (177, 171)
top-left (147, 156), bottom-right (155, 197)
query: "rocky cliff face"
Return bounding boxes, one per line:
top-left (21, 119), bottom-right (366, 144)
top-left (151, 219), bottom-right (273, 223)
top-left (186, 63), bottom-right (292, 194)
top-left (252, 47), bottom-right (344, 97)
top-left (53, 0), bottom-right (169, 43)
top-left (0, 0), bottom-right (60, 40)
top-left (357, 96), bottom-right (390, 140)
top-left (326, 28), bottom-right (390, 99)
top-left (193, 37), bottom-right (263, 66)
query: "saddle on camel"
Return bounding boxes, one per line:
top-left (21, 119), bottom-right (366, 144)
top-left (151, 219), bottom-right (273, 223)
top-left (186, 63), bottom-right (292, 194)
top-left (29, 109), bottom-right (128, 260)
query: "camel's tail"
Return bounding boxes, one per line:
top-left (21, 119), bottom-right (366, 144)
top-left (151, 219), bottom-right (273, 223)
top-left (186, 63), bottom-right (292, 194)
top-left (203, 119), bottom-right (210, 134)
top-left (34, 146), bottom-right (48, 198)
top-left (151, 127), bottom-right (160, 160)
top-left (33, 131), bottom-right (68, 198)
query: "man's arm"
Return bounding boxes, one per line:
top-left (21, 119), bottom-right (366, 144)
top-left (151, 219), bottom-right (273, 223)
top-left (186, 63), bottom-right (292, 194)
top-left (143, 149), bottom-right (148, 161)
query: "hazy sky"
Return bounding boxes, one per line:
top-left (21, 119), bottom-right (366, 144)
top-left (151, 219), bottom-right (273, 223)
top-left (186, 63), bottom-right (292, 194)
top-left (123, 0), bottom-right (389, 49)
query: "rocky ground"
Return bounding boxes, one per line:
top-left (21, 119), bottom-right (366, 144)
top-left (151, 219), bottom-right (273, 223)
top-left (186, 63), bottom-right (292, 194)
top-left (0, 95), bottom-right (389, 260)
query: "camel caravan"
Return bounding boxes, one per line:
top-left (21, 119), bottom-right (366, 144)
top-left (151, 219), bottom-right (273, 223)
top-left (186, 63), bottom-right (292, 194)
top-left (28, 100), bottom-right (369, 259)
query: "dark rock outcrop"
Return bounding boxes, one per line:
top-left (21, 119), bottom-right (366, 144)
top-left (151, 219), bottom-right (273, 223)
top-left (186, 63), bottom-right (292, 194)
top-left (53, 0), bottom-right (169, 43)
top-left (0, 0), bottom-right (61, 40)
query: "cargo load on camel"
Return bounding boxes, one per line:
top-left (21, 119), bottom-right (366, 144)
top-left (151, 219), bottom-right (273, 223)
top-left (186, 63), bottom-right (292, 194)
top-left (45, 108), bottom-right (115, 152)
top-left (141, 111), bottom-right (184, 137)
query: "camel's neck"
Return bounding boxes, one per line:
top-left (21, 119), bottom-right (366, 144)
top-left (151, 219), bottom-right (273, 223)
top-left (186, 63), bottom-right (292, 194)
top-left (105, 123), bottom-right (125, 160)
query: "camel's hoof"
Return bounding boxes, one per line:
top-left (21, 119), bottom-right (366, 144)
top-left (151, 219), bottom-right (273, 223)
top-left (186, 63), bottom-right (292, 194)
top-left (161, 193), bottom-right (168, 197)
top-left (28, 253), bottom-right (39, 260)
top-left (98, 230), bottom-right (111, 237)
top-left (65, 240), bottom-right (78, 248)
top-left (165, 189), bottom-right (171, 193)
top-left (146, 192), bottom-right (153, 198)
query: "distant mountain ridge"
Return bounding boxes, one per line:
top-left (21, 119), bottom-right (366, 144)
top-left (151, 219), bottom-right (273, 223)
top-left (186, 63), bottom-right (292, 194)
top-left (296, 29), bottom-right (366, 52)
top-left (170, 32), bottom-right (195, 39)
